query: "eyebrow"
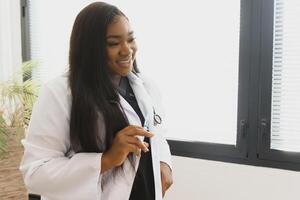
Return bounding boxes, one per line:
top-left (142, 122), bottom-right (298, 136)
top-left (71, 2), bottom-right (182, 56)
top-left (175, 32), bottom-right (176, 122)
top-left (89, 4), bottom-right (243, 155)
top-left (106, 31), bottom-right (134, 39)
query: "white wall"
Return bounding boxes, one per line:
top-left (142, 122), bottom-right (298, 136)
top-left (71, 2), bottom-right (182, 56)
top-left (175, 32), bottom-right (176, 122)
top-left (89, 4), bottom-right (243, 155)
top-left (164, 156), bottom-right (300, 200)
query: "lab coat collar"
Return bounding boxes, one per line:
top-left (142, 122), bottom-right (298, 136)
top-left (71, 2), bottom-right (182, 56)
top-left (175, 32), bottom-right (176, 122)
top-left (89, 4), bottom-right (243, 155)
top-left (116, 71), bottom-right (146, 126)
top-left (122, 71), bottom-right (153, 126)
top-left (127, 71), bottom-right (144, 86)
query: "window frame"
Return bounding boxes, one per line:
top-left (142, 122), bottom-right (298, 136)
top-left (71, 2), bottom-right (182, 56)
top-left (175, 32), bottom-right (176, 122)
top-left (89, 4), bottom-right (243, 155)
top-left (20, 0), bottom-right (30, 62)
top-left (20, 0), bottom-right (300, 171)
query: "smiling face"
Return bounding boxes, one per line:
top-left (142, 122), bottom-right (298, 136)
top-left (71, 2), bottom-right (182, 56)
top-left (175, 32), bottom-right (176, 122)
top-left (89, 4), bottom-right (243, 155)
top-left (106, 16), bottom-right (137, 77)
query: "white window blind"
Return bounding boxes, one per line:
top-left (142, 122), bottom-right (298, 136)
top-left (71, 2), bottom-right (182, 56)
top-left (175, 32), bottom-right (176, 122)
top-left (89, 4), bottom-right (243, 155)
top-left (28, 0), bottom-right (240, 145)
top-left (271, 0), bottom-right (300, 152)
top-left (0, 0), bottom-right (22, 82)
top-left (28, 0), bottom-right (94, 82)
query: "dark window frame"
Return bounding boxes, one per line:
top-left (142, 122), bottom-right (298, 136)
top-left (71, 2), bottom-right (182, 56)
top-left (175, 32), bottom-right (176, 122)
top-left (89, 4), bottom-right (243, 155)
top-left (20, 0), bottom-right (30, 62)
top-left (20, 0), bottom-right (300, 174)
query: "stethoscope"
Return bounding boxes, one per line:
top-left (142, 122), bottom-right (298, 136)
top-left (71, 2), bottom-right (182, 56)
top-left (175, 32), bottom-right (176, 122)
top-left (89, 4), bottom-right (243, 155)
top-left (143, 108), bottom-right (162, 131)
top-left (153, 108), bottom-right (162, 126)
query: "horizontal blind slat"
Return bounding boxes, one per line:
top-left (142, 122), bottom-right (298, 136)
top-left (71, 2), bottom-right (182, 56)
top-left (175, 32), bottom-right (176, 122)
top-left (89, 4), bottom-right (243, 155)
top-left (271, 0), bottom-right (300, 152)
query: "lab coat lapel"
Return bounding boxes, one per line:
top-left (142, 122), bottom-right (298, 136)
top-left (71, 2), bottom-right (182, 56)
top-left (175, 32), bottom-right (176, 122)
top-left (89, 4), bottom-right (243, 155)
top-left (118, 72), bottom-right (152, 146)
top-left (127, 72), bottom-right (153, 121)
top-left (127, 72), bottom-right (163, 200)
top-left (118, 94), bottom-right (140, 125)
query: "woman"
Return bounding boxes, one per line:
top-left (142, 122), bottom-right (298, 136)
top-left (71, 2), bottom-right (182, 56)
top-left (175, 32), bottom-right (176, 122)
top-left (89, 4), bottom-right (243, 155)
top-left (20, 2), bottom-right (173, 200)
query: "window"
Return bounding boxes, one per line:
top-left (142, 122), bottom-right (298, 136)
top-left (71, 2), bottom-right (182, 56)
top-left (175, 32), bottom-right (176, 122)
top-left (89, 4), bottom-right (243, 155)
top-left (257, 0), bottom-right (300, 168)
top-left (21, 0), bottom-right (300, 171)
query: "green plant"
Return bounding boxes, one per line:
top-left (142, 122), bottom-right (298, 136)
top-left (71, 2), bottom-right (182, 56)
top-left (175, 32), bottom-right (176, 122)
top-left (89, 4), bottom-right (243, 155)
top-left (0, 61), bottom-right (40, 153)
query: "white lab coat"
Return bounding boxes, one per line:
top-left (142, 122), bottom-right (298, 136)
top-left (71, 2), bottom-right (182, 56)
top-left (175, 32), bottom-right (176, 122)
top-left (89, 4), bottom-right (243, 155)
top-left (20, 72), bottom-right (172, 200)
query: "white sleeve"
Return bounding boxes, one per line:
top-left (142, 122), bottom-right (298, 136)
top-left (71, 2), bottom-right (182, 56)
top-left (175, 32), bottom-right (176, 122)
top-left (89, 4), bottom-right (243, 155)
top-left (19, 83), bottom-right (103, 200)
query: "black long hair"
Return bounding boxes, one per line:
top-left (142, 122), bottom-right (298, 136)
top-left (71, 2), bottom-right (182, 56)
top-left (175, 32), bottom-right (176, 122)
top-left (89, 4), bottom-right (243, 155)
top-left (68, 2), bottom-right (139, 170)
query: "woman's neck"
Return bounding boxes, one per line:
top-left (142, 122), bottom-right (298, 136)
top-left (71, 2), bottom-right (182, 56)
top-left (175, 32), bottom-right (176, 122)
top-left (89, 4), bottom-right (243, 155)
top-left (110, 74), bottom-right (122, 88)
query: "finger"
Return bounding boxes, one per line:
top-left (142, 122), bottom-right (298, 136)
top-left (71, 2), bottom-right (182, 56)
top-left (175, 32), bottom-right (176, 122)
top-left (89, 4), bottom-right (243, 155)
top-left (162, 185), bottom-right (166, 197)
top-left (116, 125), bottom-right (141, 138)
top-left (165, 178), bottom-right (173, 190)
top-left (122, 125), bottom-right (144, 131)
top-left (143, 142), bottom-right (149, 148)
top-left (126, 137), bottom-right (149, 152)
top-left (164, 181), bottom-right (170, 190)
top-left (125, 128), bottom-right (154, 137)
top-left (127, 137), bottom-right (148, 152)
top-left (161, 173), bottom-right (170, 192)
top-left (128, 144), bottom-right (141, 156)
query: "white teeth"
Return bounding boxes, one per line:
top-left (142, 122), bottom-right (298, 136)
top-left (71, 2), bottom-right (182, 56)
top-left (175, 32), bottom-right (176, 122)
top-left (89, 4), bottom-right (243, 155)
top-left (118, 58), bottom-right (131, 64)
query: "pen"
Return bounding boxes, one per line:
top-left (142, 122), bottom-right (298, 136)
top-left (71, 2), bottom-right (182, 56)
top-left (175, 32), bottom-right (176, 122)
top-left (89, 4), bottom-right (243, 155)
top-left (139, 116), bottom-right (150, 152)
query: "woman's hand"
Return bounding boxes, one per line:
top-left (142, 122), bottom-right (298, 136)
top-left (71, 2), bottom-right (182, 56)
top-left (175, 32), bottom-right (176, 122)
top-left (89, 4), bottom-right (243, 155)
top-left (101, 125), bottom-right (154, 173)
top-left (160, 161), bottom-right (173, 198)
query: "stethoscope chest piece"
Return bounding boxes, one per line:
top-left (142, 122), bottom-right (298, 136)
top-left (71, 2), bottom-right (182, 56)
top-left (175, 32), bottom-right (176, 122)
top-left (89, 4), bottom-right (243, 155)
top-left (153, 109), bottom-right (162, 126)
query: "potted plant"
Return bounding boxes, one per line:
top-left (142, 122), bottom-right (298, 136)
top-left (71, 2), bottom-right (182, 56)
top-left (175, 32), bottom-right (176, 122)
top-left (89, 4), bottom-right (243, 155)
top-left (0, 61), bottom-right (40, 153)
top-left (0, 60), bottom-right (40, 199)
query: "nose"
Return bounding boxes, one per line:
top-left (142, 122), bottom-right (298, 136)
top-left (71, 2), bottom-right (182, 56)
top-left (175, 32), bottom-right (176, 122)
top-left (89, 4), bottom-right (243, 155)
top-left (119, 42), bottom-right (132, 56)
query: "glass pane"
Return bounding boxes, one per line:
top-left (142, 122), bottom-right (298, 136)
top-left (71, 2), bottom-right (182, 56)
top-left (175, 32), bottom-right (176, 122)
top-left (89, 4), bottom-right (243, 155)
top-left (271, 0), bottom-right (300, 152)
top-left (29, 0), bottom-right (240, 144)
top-left (137, 1), bottom-right (240, 144)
